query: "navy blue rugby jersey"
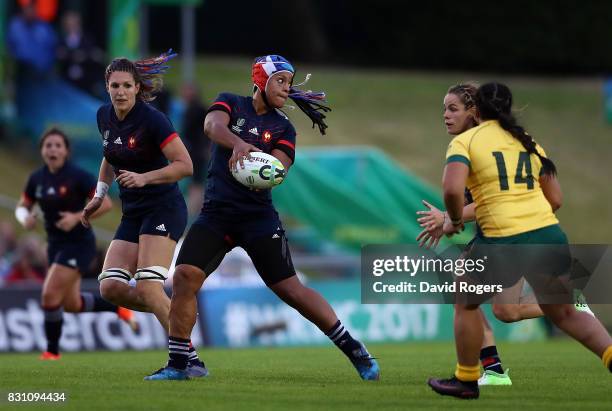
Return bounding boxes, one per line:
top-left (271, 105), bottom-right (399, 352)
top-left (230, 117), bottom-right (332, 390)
top-left (203, 93), bottom-right (296, 215)
top-left (22, 162), bottom-right (96, 242)
top-left (96, 100), bottom-right (182, 212)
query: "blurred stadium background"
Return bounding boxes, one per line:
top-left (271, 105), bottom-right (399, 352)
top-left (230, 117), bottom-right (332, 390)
top-left (1, 0), bottom-right (612, 409)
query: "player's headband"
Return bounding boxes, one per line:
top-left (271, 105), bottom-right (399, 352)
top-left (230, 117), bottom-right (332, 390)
top-left (252, 55), bottom-right (295, 94)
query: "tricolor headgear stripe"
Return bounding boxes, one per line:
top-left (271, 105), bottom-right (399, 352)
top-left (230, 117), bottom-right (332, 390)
top-left (252, 55), bottom-right (295, 93)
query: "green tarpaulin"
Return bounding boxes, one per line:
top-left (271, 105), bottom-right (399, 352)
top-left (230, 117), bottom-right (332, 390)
top-left (273, 147), bottom-right (474, 251)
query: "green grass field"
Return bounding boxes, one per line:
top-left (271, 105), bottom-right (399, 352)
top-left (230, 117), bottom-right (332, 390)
top-left (2, 340), bottom-right (610, 411)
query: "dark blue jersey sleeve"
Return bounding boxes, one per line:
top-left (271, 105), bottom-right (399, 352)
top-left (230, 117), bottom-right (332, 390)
top-left (149, 109), bottom-right (179, 149)
top-left (207, 93), bottom-right (238, 116)
top-left (77, 169), bottom-right (97, 200)
top-left (22, 172), bottom-right (37, 205)
top-left (272, 122), bottom-right (296, 163)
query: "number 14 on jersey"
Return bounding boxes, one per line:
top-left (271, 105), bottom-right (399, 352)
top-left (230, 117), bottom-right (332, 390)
top-left (492, 151), bottom-right (534, 191)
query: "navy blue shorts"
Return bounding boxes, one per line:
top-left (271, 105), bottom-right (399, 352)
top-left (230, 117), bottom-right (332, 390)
top-left (114, 195), bottom-right (187, 243)
top-left (47, 237), bottom-right (96, 274)
top-left (177, 211), bottom-right (296, 286)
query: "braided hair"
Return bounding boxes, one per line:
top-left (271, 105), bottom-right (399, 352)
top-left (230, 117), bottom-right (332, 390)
top-left (288, 75), bottom-right (331, 135)
top-left (447, 83), bottom-right (478, 109)
top-left (476, 82), bottom-right (557, 176)
top-left (105, 49), bottom-right (177, 102)
top-left (252, 55), bottom-right (331, 135)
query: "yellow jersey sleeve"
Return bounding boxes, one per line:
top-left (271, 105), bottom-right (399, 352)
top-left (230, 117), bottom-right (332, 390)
top-left (446, 133), bottom-right (472, 167)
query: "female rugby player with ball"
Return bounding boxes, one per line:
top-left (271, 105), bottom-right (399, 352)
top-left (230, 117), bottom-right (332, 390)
top-left (146, 55), bottom-right (380, 381)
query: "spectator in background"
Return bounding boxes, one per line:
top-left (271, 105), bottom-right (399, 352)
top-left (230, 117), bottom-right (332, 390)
top-left (4, 234), bottom-right (47, 286)
top-left (7, 2), bottom-right (58, 83)
top-left (0, 220), bottom-right (19, 284)
top-left (150, 88), bottom-right (172, 116)
top-left (17, 0), bottom-right (58, 23)
top-left (57, 10), bottom-right (106, 98)
top-left (0, 220), bottom-right (18, 256)
top-left (180, 84), bottom-right (210, 216)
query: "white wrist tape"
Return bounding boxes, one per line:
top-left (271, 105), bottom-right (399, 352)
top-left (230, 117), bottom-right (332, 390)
top-left (15, 206), bottom-right (29, 226)
top-left (94, 181), bottom-right (109, 199)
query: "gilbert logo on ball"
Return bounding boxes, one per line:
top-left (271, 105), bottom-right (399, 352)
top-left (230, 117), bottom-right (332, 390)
top-left (232, 152), bottom-right (286, 189)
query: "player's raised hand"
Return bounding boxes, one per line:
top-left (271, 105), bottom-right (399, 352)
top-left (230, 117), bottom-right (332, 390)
top-left (229, 141), bottom-right (261, 172)
top-left (116, 170), bottom-right (148, 188)
top-left (81, 197), bottom-right (103, 228)
top-left (56, 211), bottom-right (80, 232)
top-left (416, 200), bottom-right (445, 232)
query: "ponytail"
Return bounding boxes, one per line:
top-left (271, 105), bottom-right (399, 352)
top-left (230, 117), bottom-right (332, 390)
top-left (105, 49), bottom-right (177, 102)
top-left (497, 112), bottom-right (556, 176)
top-left (134, 49), bottom-right (177, 101)
top-left (289, 74), bottom-right (331, 135)
top-left (477, 82), bottom-right (557, 176)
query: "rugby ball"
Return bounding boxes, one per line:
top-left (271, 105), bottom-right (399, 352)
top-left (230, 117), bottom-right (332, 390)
top-left (231, 152), bottom-right (286, 189)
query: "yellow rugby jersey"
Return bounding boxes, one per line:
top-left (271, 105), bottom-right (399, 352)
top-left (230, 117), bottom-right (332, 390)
top-left (446, 120), bottom-right (558, 237)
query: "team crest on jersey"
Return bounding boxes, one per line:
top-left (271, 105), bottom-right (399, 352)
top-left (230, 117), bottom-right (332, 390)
top-left (237, 118), bottom-right (245, 127)
top-left (103, 130), bottom-right (109, 140)
top-left (59, 185), bottom-right (67, 196)
top-left (35, 185), bottom-right (42, 199)
top-left (128, 136), bottom-right (136, 149)
top-left (262, 130), bottom-right (272, 143)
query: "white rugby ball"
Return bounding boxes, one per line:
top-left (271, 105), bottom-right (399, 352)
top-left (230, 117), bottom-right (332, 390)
top-left (232, 152), bottom-right (286, 189)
